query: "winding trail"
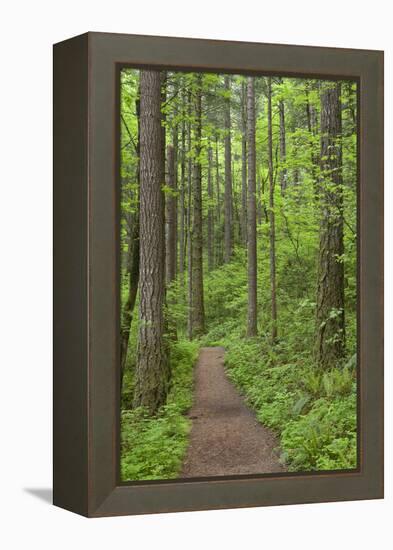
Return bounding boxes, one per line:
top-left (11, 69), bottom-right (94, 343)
top-left (181, 347), bottom-right (285, 478)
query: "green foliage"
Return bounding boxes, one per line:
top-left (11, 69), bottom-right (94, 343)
top-left (121, 340), bottom-right (199, 481)
top-left (220, 336), bottom-right (357, 472)
top-left (281, 396), bottom-right (357, 471)
top-left (119, 69), bottom-right (358, 479)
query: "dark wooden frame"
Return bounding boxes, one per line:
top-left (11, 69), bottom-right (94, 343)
top-left (53, 32), bottom-right (384, 517)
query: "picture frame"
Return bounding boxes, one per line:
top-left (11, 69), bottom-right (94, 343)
top-left (53, 31), bottom-right (383, 517)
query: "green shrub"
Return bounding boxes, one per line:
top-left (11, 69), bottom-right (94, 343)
top-left (120, 339), bottom-right (198, 481)
top-left (281, 395), bottom-right (357, 471)
top-left (219, 326), bottom-right (357, 472)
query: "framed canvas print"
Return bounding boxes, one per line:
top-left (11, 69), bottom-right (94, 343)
top-left (53, 32), bottom-right (383, 517)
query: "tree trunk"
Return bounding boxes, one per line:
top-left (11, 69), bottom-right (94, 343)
top-left (187, 91), bottom-right (193, 340)
top-left (191, 74), bottom-right (205, 337)
top-left (267, 77), bottom-right (278, 343)
top-left (241, 80), bottom-right (248, 244)
top-left (179, 92), bottom-right (186, 279)
top-left (224, 75), bottom-right (233, 263)
top-left (315, 82), bottom-right (345, 369)
top-left (257, 171), bottom-right (262, 225)
top-left (207, 144), bottom-right (214, 271)
top-left (166, 143), bottom-right (178, 341)
top-left (120, 94), bottom-right (140, 387)
top-left (133, 70), bottom-right (168, 414)
top-left (120, 214), bottom-right (140, 384)
top-left (172, 93), bottom-right (179, 277)
top-left (278, 92), bottom-right (287, 193)
top-left (215, 134), bottom-right (222, 264)
top-left (305, 81), bottom-right (319, 196)
top-left (246, 77), bottom-right (258, 337)
top-left (166, 144), bottom-right (177, 284)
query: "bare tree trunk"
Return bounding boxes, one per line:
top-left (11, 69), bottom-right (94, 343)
top-left (179, 93), bottom-right (186, 279)
top-left (232, 159), bottom-right (240, 241)
top-left (278, 91), bottom-right (287, 193)
top-left (305, 81), bottom-right (319, 196)
top-left (224, 75), bottom-right (233, 263)
top-left (207, 144), bottom-right (214, 271)
top-left (166, 143), bottom-right (178, 341)
top-left (246, 77), bottom-right (258, 337)
top-left (215, 134), bottom-right (222, 264)
top-left (120, 95), bottom-right (140, 386)
top-left (257, 171), bottom-right (262, 225)
top-left (187, 91), bottom-right (193, 340)
top-left (241, 80), bottom-right (248, 244)
top-left (267, 77), bottom-right (278, 343)
top-left (166, 144), bottom-right (177, 284)
top-left (172, 93), bottom-right (179, 277)
top-left (315, 82), bottom-right (345, 369)
top-left (191, 74), bottom-right (205, 337)
top-left (120, 215), bottom-right (140, 384)
top-left (133, 70), bottom-right (168, 414)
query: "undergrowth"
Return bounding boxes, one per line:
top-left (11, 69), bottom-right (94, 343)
top-left (120, 339), bottom-right (198, 481)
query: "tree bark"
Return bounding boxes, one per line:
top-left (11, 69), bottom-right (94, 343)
top-left (165, 144), bottom-right (177, 284)
top-left (207, 144), bottom-right (214, 271)
top-left (267, 77), bottom-right (278, 343)
top-left (172, 86), bottom-right (179, 277)
top-left (179, 90), bottom-right (186, 279)
top-left (241, 80), bottom-right (248, 244)
top-left (278, 90), bottom-right (287, 193)
top-left (224, 75), bottom-right (233, 263)
top-left (133, 70), bottom-right (168, 414)
top-left (190, 74), bottom-right (205, 337)
top-left (187, 91), bottom-right (193, 340)
top-left (257, 171), bottom-right (262, 225)
top-left (120, 94), bottom-right (140, 387)
top-left (305, 81), bottom-right (319, 196)
top-left (246, 78), bottom-right (258, 337)
top-left (215, 134), bottom-right (222, 265)
top-left (315, 82), bottom-right (345, 369)
top-left (120, 215), bottom-right (140, 385)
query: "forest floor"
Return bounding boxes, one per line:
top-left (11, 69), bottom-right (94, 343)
top-left (181, 347), bottom-right (285, 477)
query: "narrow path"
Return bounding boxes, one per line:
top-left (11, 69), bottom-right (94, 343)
top-left (181, 347), bottom-right (285, 477)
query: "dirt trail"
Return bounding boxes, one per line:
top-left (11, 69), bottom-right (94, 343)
top-left (181, 347), bottom-right (285, 478)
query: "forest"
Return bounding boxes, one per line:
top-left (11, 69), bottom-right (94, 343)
top-left (119, 68), bottom-right (358, 481)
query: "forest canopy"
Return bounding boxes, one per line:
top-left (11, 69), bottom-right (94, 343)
top-left (119, 69), bottom-right (358, 481)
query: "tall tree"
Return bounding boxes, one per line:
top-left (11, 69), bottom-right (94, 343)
top-left (178, 88), bottom-right (187, 279)
top-left (165, 143), bottom-right (178, 341)
top-left (241, 79), bottom-right (248, 244)
top-left (190, 73), bottom-right (205, 337)
top-left (256, 171), bottom-right (262, 225)
top-left (278, 80), bottom-right (287, 193)
top-left (133, 70), bottom-right (168, 414)
top-left (215, 134), bottom-right (222, 264)
top-left (165, 143), bottom-right (177, 284)
top-left (120, 93), bottom-right (140, 385)
top-left (207, 144), bottom-right (214, 271)
top-left (305, 80), bottom-right (319, 195)
top-left (171, 79), bottom-right (179, 276)
top-left (187, 90), bottom-right (193, 340)
top-left (223, 75), bottom-right (233, 263)
top-left (315, 82), bottom-right (345, 369)
top-left (246, 77), bottom-right (257, 337)
top-left (267, 77), bottom-right (278, 342)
